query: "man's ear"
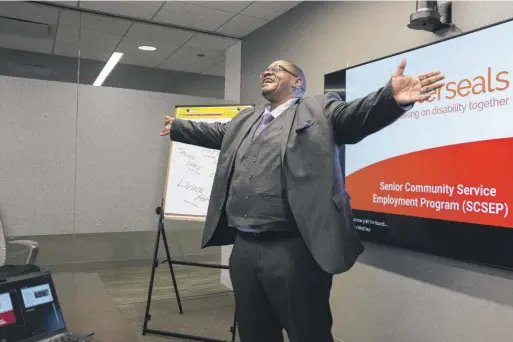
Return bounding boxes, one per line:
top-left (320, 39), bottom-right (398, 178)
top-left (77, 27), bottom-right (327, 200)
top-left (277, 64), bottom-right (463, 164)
top-left (293, 78), bottom-right (303, 89)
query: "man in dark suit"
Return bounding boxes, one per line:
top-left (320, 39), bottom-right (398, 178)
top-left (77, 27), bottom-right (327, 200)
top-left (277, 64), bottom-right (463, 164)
top-left (160, 59), bottom-right (444, 342)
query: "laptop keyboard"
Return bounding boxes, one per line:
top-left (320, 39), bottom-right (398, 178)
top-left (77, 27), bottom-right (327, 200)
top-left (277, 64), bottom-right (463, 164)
top-left (49, 333), bottom-right (89, 342)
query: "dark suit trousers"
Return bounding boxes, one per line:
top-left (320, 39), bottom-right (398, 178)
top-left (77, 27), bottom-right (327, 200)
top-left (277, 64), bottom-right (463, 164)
top-left (229, 231), bottom-right (334, 342)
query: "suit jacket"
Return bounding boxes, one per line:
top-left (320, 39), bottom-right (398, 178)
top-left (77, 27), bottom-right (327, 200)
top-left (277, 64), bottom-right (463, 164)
top-left (170, 80), bottom-right (407, 274)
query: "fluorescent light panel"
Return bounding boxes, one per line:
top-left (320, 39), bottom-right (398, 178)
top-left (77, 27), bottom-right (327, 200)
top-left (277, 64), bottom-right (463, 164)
top-left (93, 52), bottom-right (123, 86)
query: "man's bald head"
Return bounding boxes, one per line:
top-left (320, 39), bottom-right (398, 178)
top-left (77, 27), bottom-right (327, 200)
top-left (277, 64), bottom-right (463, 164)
top-left (260, 60), bottom-right (307, 103)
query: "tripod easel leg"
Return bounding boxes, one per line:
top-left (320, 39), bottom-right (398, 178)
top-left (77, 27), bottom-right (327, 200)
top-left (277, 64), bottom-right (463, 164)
top-left (142, 207), bottom-right (162, 334)
top-left (143, 199), bottom-right (237, 341)
top-left (161, 222), bottom-right (184, 314)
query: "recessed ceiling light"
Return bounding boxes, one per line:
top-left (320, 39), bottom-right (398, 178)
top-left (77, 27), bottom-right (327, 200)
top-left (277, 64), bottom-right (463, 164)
top-left (196, 53), bottom-right (205, 57)
top-left (138, 45), bottom-right (157, 51)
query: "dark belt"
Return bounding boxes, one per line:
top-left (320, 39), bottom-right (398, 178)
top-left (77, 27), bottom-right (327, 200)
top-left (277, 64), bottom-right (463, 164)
top-left (236, 228), bottom-right (301, 240)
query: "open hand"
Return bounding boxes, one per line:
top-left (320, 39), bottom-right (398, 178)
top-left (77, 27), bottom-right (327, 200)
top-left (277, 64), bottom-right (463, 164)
top-left (159, 116), bottom-right (173, 136)
top-left (391, 59), bottom-right (445, 105)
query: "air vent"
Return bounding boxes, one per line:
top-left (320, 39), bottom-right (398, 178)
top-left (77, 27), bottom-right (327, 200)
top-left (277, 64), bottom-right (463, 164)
top-left (0, 16), bottom-right (51, 38)
top-left (8, 62), bottom-right (53, 77)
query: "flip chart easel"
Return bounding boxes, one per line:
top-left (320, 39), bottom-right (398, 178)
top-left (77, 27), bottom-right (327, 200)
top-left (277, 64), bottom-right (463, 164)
top-left (142, 104), bottom-right (254, 342)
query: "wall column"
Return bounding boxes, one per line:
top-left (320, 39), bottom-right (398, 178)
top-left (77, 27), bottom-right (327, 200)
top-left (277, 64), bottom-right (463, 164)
top-left (221, 40), bottom-right (241, 289)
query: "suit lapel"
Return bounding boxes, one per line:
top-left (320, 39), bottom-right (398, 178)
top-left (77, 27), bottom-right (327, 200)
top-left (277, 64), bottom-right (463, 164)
top-left (237, 106), bottom-right (264, 144)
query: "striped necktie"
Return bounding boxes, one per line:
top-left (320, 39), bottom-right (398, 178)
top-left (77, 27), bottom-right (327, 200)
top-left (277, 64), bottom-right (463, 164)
top-left (253, 112), bottom-right (274, 140)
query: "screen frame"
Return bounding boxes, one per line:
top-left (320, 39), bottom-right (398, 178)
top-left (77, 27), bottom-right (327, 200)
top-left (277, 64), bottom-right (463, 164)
top-left (324, 16), bottom-right (513, 271)
top-left (0, 271), bottom-right (67, 342)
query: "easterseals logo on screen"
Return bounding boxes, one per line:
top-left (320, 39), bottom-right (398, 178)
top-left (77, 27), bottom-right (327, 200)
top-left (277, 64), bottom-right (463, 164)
top-left (400, 67), bottom-right (511, 119)
top-left (421, 67), bottom-right (510, 103)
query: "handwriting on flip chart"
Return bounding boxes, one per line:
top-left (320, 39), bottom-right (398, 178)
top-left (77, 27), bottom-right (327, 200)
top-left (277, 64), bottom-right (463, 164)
top-left (167, 144), bottom-right (220, 213)
top-left (164, 117), bottom-right (231, 217)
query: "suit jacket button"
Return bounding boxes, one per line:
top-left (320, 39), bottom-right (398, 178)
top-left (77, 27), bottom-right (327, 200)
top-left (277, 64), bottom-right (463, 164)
top-left (253, 158), bottom-right (257, 162)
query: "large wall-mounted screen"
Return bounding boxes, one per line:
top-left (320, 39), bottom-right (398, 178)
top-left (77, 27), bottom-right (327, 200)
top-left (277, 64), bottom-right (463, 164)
top-left (325, 18), bottom-right (513, 269)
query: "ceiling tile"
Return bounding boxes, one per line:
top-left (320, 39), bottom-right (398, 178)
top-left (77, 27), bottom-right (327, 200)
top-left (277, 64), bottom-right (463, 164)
top-left (80, 31), bottom-right (122, 61)
top-left (55, 10), bottom-right (79, 43)
top-left (241, 1), bottom-right (302, 20)
top-left (185, 33), bottom-right (239, 51)
top-left (55, 11), bottom-right (126, 61)
top-left (79, 1), bottom-right (165, 20)
top-left (153, 2), bottom-right (235, 32)
top-left (116, 36), bottom-right (180, 68)
top-left (202, 59), bottom-right (225, 77)
top-left (125, 23), bottom-right (194, 46)
top-left (0, 32), bottom-right (53, 54)
top-left (216, 14), bottom-right (268, 37)
top-left (159, 46), bottom-right (225, 73)
top-left (181, 1), bottom-right (253, 13)
top-left (79, 13), bottom-right (131, 36)
top-left (50, 1), bottom-right (79, 7)
top-left (0, 2), bottom-right (59, 25)
top-left (54, 30), bottom-right (121, 61)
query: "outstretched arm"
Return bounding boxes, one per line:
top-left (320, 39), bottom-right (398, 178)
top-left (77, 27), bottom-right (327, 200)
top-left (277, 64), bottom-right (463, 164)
top-left (324, 83), bottom-right (405, 144)
top-left (159, 116), bottom-right (227, 150)
top-left (325, 59), bottom-right (445, 145)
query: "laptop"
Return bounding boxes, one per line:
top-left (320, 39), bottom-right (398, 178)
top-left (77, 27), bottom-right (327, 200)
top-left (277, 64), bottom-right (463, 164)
top-left (0, 270), bottom-right (91, 342)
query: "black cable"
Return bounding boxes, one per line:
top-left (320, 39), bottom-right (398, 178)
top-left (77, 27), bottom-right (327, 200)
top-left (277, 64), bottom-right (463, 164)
top-left (451, 24), bottom-right (464, 34)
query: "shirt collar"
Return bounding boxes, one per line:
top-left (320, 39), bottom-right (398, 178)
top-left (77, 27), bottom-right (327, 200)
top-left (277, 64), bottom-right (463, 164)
top-left (264, 97), bottom-right (300, 118)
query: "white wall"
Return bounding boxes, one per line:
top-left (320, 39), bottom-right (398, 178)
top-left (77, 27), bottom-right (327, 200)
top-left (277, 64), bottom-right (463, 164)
top-left (220, 41), bottom-right (242, 289)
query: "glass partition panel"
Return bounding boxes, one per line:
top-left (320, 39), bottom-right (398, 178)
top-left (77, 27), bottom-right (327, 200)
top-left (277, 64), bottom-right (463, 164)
top-left (73, 5), bottom-right (237, 274)
top-left (0, 1), bottom-right (242, 339)
top-left (0, 1), bottom-right (80, 267)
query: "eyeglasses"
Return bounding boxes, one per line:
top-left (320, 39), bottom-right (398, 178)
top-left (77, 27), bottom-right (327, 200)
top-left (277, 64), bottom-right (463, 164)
top-left (260, 65), bottom-right (298, 79)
